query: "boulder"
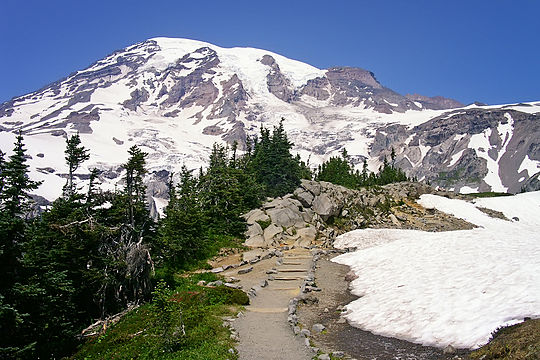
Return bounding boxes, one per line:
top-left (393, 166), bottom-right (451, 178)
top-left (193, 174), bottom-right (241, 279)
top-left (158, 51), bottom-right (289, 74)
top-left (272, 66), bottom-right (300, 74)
top-left (263, 198), bottom-right (282, 209)
top-left (312, 193), bottom-right (339, 220)
top-left (294, 188), bottom-right (314, 207)
top-left (301, 179), bottom-right (321, 196)
top-left (266, 206), bottom-right (303, 228)
top-left (242, 249), bottom-right (263, 262)
top-left (245, 209), bottom-right (270, 225)
top-left (301, 208), bottom-right (314, 223)
top-left (295, 226), bottom-right (317, 247)
top-left (263, 223), bottom-right (282, 243)
top-left (246, 222), bottom-right (263, 237)
top-left (244, 235), bottom-right (265, 248)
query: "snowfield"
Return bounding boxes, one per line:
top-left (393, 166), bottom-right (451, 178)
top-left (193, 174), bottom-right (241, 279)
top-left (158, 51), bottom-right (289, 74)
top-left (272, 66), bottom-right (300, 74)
top-left (333, 191), bottom-right (540, 349)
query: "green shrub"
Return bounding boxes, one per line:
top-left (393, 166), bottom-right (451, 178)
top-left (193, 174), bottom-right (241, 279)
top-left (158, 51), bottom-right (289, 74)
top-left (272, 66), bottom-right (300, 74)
top-left (256, 219), bottom-right (272, 230)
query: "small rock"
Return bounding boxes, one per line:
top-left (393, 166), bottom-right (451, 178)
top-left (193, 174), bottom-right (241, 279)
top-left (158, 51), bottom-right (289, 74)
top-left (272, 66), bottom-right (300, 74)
top-left (318, 354), bottom-right (330, 360)
top-left (260, 280), bottom-right (268, 288)
top-left (266, 269), bottom-right (278, 274)
top-left (389, 213), bottom-right (401, 226)
top-left (332, 351), bottom-right (345, 358)
top-left (344, 270), bottom-right (358, 282)
top-left (211, 266), bottom-right (224, 273)
top-left (197, 280), bottom-right (206, 286)
top-left (300, 329), bottom-right (311, 337)
top-left (312, 323), bottom-right (325, 333)
top-left (310, 347), bottom-right (319, 353)
top-left (443, 345), bottom-right (456, 354)
top-left (207, 280), bottom-right (223, 287)
top-left (238, 266), bottom-right (253, 275)
top-left (288, 314), bottom-right (298, 325)
top-left (337, 317), bottom-right (346, 324)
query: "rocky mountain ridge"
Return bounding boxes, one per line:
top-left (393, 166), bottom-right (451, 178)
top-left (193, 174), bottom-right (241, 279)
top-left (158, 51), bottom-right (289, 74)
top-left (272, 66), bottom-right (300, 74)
top-left (0, 37), bottom-right (539, 207)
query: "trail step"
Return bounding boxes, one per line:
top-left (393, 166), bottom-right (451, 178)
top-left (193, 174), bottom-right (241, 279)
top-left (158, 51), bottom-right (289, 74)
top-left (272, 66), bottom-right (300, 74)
top-left (282, 262), bottom-right (303, 265)
top-left (247, 307), bottom-right (288, 313)
top-left (274, 277), bottom-right (304, 281)
top-left (278, 269), bottom-right (308, 273)
top-left (269, 287), bottom-right (299, 290)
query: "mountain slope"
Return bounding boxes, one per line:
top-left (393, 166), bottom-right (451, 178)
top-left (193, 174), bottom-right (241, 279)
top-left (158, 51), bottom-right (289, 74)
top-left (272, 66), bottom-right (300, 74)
top-left (0, 37), bottom-right (539, 206)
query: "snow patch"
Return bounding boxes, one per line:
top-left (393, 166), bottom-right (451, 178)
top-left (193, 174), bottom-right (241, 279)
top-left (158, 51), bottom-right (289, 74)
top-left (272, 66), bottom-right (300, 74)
top-left (333, 192), bottom-right (540, 349)
top-left (518, 155), bottom-right (540, 175)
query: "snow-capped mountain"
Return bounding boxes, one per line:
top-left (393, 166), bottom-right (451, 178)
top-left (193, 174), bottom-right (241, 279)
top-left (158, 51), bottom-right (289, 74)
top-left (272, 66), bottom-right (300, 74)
top-left (1, 37), bottom-right (539, 206)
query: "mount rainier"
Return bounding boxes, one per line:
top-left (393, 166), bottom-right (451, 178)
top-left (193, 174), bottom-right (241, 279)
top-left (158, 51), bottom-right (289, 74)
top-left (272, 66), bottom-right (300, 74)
top-left (1, 37), bottom-right (539, 210)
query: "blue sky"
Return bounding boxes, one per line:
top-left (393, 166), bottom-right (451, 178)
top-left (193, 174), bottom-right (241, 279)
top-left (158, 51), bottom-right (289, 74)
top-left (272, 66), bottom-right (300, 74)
top-left (1, 0), bottom-right (539, 105)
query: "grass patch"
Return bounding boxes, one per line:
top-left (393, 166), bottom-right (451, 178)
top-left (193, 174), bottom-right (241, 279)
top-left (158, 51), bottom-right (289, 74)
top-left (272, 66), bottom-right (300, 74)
top-left (466, 192), bottom-right (512, 198)
top-left (72, 273), bottom-right (247, 360)
top-left (469, 319), bottom-right (540, 359)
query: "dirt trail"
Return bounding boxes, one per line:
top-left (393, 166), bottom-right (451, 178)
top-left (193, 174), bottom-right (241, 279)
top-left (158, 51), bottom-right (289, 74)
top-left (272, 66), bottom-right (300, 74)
top-left (222, 248), bottom-right (314, 360)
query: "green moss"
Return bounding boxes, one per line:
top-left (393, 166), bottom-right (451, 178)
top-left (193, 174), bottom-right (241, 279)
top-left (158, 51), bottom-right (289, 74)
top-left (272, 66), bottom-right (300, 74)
top-left (469, 319), bottom-right (540, 359)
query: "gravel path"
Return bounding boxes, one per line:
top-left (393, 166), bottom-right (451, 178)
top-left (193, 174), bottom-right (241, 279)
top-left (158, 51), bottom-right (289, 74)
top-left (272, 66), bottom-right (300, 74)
top-left (225, 248), bottom-right (314, 360)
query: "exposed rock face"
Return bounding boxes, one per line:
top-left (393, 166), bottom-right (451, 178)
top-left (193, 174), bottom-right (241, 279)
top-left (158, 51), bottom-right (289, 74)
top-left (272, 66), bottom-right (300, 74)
top-left (261, 55), bottom-right (294, 102)
top-left (405, 93), bottom-right (464, 110)
top-left (242, 180), bottom-right (473, 249)
top-left (371, 109), bottom-right (540, 193)
top-left (521, 171), bottom-right (540, 192)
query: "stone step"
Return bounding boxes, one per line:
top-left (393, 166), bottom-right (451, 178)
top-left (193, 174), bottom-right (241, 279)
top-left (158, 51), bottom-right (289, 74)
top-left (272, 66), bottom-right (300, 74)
top-left (269, 287), bottom-right (299, 291)
top-left (278, 269), bottom-right (308, 273)
top-left (281, 262), bottom-right (304, 265)
top-left (274, 277), bottom-right (304, 281)
top-left (247, 307), bottom-right (288, 313)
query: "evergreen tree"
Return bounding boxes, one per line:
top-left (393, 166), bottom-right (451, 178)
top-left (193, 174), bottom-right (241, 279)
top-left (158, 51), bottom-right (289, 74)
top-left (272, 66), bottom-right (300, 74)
top-left (122, 145), bottom-right (150, 233)
top-left (0, 149), bottom-right (6, 195)
top-left (249, 119), bottom-right (303, 197)
top-left (0, 132), bottom-right (41, 217)
top-left (63, 133), bottom-right (90, 198)
top-left (316, 148), bottom-right (356, 188)
top-left (0, 133), bottom-right (41, 358)
top-left (157, 166), bottom-right (206, 269)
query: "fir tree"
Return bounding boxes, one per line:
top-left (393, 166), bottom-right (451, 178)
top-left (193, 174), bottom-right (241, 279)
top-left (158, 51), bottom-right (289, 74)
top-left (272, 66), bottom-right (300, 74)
top-left (123, 145), bottom-right (149, 230)
top-left (0, 132), bottom-right (41, 217)
top-left (250, 119), bottom-right (303, 197)
top-left (63, 133), bottom-right (90, 198)
top-left (0, 149), bottom-right (6, 195)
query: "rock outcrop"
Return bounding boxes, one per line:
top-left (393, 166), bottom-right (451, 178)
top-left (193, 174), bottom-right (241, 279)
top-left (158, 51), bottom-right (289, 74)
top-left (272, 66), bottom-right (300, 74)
top-left (242, 180), bottom-right (473, 249)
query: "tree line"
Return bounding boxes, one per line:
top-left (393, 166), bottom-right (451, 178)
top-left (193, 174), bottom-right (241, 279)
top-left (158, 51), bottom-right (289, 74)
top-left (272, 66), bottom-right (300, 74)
top-left (315, 147), bottom-right (411, 189)
top-left (0, 119), bottom-right (409, 358)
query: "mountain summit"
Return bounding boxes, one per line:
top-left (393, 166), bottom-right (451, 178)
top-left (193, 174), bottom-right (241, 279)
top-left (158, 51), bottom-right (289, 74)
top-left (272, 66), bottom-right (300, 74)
top-left (0, 37), bottom-right (539, 204)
